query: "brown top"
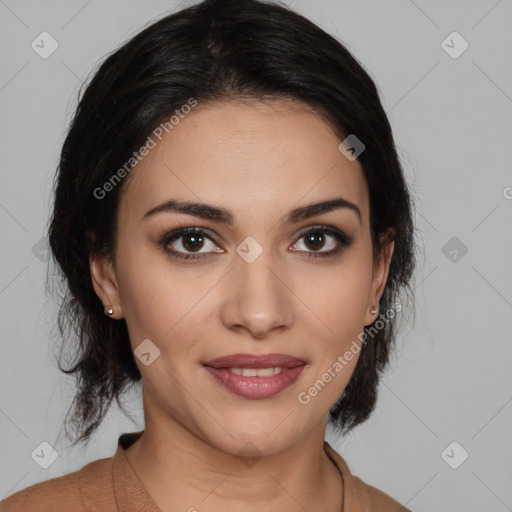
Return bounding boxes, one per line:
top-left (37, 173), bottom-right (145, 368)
top-left (0, 431), bottom-right (411, 511)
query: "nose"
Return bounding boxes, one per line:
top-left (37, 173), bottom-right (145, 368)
top-left (219, 251), bottom-right (294, 339)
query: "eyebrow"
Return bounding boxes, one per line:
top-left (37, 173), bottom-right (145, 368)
top-left (143, 197), bottom-right (361, 225)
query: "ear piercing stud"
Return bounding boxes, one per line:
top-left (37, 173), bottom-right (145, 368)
top-left (104, 306), bottom-right (114, 316)
top-left (370, 305), bottom-right (378, 315)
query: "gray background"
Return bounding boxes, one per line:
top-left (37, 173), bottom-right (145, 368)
top-left (1, 0), bottom-right (511, 510)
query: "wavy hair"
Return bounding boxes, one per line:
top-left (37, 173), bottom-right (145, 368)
top-left (47, 0), bottom-right (416, 446)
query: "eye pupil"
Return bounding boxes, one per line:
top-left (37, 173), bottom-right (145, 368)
top-left (183, 233), bottom-right (204, 252)
top-left (305, 231), bottom-right (325, 251)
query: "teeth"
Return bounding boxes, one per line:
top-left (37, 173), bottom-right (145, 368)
top-left (228, 367), bottom-right (284, 377)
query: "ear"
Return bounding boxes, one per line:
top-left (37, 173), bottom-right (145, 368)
top-left (89, 253), bottom-right (124, 319)
top-left (363, 230), bottom-right (395, 326)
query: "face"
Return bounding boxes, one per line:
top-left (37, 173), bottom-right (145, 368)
top-left (90, 99), bottom-right (394, 457)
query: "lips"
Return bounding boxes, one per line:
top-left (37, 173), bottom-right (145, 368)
top-left (202, 353), bottom-right (307, 399)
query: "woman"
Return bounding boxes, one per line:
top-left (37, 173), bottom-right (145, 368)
top-left (0, 0), bottom-right (416, 510)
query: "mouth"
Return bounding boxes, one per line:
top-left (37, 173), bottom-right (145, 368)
top-left (202, 353), bottom-right (307, 399)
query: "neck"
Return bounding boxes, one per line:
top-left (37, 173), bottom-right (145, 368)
top-left (124, 415), bottom-right (343, 512)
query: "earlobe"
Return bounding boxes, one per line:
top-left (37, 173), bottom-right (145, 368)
top-left (89, 254), bottom-right (124, 319)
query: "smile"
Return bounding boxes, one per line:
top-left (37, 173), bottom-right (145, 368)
top-left (202, 353), bottom-right (307, 399)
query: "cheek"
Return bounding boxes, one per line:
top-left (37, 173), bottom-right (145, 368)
top-left (306, 250), bottom-right (373, 342)
top-left (113, 238), bottom-right (196, 346)
top-left (119, 278), bottom-right (202, 351)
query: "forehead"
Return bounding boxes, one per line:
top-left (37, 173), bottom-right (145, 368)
top-left (118, 99), bottom-right (369, 228)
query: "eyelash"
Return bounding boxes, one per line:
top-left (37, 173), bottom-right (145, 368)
top-left (159, 224), bottom-right (353, 261)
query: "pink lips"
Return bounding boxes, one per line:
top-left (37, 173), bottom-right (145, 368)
top-left (203, 353), bottom-right (307, 399)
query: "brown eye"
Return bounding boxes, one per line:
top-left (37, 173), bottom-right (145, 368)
top-left (161, 227), bottom-right (221, 260)
top-left (291, 226), bottom-right (353, 259)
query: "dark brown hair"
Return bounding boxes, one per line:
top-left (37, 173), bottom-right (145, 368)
top-left (48, 0), bottom-right (416, 446)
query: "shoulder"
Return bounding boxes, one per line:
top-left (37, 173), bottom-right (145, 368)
top-left (0, 455), bottom-right (116, 512)
top-left (323, 441), bottom-right (413, 512)
top-left (350, 474), bottom-right (413, 512)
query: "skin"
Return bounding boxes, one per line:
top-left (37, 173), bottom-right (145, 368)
top-left (90, 98), bottom-right (394, 512)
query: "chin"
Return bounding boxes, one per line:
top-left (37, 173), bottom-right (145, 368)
top-left (194, 413), bottom-right (309, 458)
